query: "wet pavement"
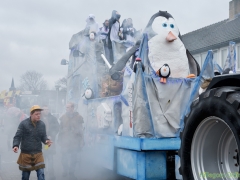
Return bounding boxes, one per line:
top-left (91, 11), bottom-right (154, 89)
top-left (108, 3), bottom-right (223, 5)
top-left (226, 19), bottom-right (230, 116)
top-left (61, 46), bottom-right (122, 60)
top-left (0, 128), bottom-right (129, 180)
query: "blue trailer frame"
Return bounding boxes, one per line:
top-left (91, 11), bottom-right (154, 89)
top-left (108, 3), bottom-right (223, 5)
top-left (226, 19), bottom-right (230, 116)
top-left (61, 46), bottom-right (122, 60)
top-left (94, 134), bottom-right (180, 180)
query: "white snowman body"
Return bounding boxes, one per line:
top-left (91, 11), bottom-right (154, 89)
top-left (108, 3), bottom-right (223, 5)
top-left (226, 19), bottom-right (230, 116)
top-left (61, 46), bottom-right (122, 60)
top-left (148, 16), bottom-right (189, 78)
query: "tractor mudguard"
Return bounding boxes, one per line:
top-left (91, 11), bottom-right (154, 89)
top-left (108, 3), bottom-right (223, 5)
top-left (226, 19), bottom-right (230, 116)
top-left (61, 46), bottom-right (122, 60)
top-left (207, 74), bottom-right (240, 90)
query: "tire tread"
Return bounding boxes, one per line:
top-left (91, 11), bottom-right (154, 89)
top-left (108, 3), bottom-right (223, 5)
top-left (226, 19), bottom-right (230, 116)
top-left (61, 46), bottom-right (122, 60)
top-left (179, 87), bottom-right (240, 179)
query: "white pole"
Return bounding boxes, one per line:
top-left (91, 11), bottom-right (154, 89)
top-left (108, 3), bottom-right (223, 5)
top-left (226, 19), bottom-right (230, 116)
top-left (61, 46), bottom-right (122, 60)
top-left (101, 54), bottom-right (112, 69)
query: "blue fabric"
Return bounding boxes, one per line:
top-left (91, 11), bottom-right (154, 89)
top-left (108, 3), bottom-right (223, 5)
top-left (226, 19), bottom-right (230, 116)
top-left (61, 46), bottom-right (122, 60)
top-left (22, 168), bottom-right (45, 180)
top-left (180, 50), bottom-right (214, 131)
top-left (132, 61), bottom-right (154, 138)
top-left (201, 51), bottom-right (214, 80)
top-left (223, 41), bottom-right (236, 73)
top-left (138, 33), bottom-right (148, 64)
top-left (213, 60), bottom-right (223, 74)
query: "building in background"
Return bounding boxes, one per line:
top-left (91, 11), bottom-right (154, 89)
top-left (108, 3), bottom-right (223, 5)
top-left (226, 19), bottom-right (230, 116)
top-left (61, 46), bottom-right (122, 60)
top-left (0, 78), bottom-right (20, 107)
top-left (182, 0), bottom-right (240, 70)
top-left (0, 79), bottom-right (66, 116)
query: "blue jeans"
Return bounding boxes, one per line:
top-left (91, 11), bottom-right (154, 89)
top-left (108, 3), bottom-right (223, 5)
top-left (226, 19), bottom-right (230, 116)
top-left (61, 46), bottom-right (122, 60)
top-left (22, 168), bottom-right (45, 180)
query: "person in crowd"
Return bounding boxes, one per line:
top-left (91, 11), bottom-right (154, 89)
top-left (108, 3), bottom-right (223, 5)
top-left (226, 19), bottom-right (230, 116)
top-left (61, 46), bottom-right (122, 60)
top-left (107, 10), bottom-right (121, 65)
top-left (57, 102), bottom-right (84, 180)
top-left (99, 19), bottom-right (110, 58)
top-left (126, 18), bottom-right (136, 42)
top-left (0, 107), bottom-right (4, 131)
top-left (5, 107), bottom-right (28, 150)
top-left (19, 109), bottom-right (29, 120)
top-left (99, 20), bottom-right (109, 44)
top-left (12, 105), bottom-right (52, 180)
top-left (109, 11), bottom-right (121, 42)
top-left (119, 19), bottom-right (128, 40)
top-left (41, 105), bottom-right (59, 180)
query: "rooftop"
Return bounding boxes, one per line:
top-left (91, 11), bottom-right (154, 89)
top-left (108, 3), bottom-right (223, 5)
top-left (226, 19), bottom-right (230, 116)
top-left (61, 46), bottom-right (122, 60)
top-left (182, 15), bottom-right (240, 54)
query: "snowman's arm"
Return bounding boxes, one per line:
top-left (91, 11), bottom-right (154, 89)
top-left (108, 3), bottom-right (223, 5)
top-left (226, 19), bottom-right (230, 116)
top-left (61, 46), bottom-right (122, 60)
top-left (186, 49), bottom-right (200, 76)
top-left (109, 40), bottom-right (141, 79)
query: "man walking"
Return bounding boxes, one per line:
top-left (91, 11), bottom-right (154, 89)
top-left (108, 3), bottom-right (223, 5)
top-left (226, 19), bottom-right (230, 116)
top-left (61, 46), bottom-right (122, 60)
top-left (41, 105), bottom-right (59, 180)
top-left (58, 102), bottom-right (84, 180)
top-left (12, 105), bottom-right (52, 180)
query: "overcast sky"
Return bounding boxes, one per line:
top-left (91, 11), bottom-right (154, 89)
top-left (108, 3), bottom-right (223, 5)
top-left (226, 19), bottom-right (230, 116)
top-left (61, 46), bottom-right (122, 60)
top-left (0, 0), bottom-right (231, 91)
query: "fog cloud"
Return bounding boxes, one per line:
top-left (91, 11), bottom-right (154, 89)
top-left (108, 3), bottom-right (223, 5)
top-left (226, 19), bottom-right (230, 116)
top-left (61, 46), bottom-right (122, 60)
top-left (0, 0), bottom-right (230, 90)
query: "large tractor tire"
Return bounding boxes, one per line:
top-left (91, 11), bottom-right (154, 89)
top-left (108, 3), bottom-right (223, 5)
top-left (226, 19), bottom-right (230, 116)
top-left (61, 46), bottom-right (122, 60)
top-left (179, 87), bottom-right (240, 180)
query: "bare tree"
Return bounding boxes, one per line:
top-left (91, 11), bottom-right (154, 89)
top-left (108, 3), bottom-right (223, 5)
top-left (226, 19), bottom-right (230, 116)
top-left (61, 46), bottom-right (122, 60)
top-left (19, 71), bottom-right (48, 91)
top-left (55, 76), bottom-right (67, 91)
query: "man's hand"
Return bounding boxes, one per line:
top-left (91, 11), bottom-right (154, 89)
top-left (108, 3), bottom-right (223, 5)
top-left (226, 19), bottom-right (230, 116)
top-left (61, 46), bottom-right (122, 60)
top-left (45, 140), bottom-right (53, 147)
top-left (13, 146), bottom-right (18, 153)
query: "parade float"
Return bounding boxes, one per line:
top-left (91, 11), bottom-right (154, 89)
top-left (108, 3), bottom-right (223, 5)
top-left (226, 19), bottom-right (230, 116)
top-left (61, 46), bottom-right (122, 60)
top-left (66, 11), bottom-right (239, 180)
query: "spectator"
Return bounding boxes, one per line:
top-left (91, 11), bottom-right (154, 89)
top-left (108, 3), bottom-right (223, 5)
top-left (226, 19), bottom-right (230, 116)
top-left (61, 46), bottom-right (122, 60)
top-left (12, 105), bottom-right (52, 180)
top-left (5, 107), bottom-right (28, 150)
top-left (99, 20), bottom-right (109, 44)
top-left (126, 18), bottom-right (136, 43)
top-left (57, 102), bottom-right (84, 180)
top-left (99, 19), bottom-right (110, 58)
top-left (107, 10), bottom-right (121, 65)
top-left (41, 105), bottom-right (59, 180)
top-left (0, 107), bottom-right (4, 130)
top-left (109, 10), bottom-right (121, 42)
top-left (119, 19), bottom-right (128, 40)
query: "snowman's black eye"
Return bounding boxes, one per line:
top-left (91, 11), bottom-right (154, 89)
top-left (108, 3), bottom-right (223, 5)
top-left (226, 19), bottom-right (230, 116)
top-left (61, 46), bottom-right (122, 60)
top-left (162, 23), bottom-right (167, 28)
top-left (170, 24), bottom-right (174, 28)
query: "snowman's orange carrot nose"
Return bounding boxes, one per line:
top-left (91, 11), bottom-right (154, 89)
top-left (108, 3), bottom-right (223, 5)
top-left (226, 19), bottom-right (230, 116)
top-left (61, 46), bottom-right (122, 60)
top-left (166, 31), bottom-right (177, 42)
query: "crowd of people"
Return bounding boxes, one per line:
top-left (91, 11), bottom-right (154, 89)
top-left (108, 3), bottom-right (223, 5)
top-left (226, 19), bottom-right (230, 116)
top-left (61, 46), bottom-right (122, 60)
top-left (96, 11), bottom-right (137, 45)
top-left (81, 10), bottom-right (139, 65)
top-left (0, 11), bottom-right (140, 180)
top-left (0, 102), bottom-right (84, 180)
